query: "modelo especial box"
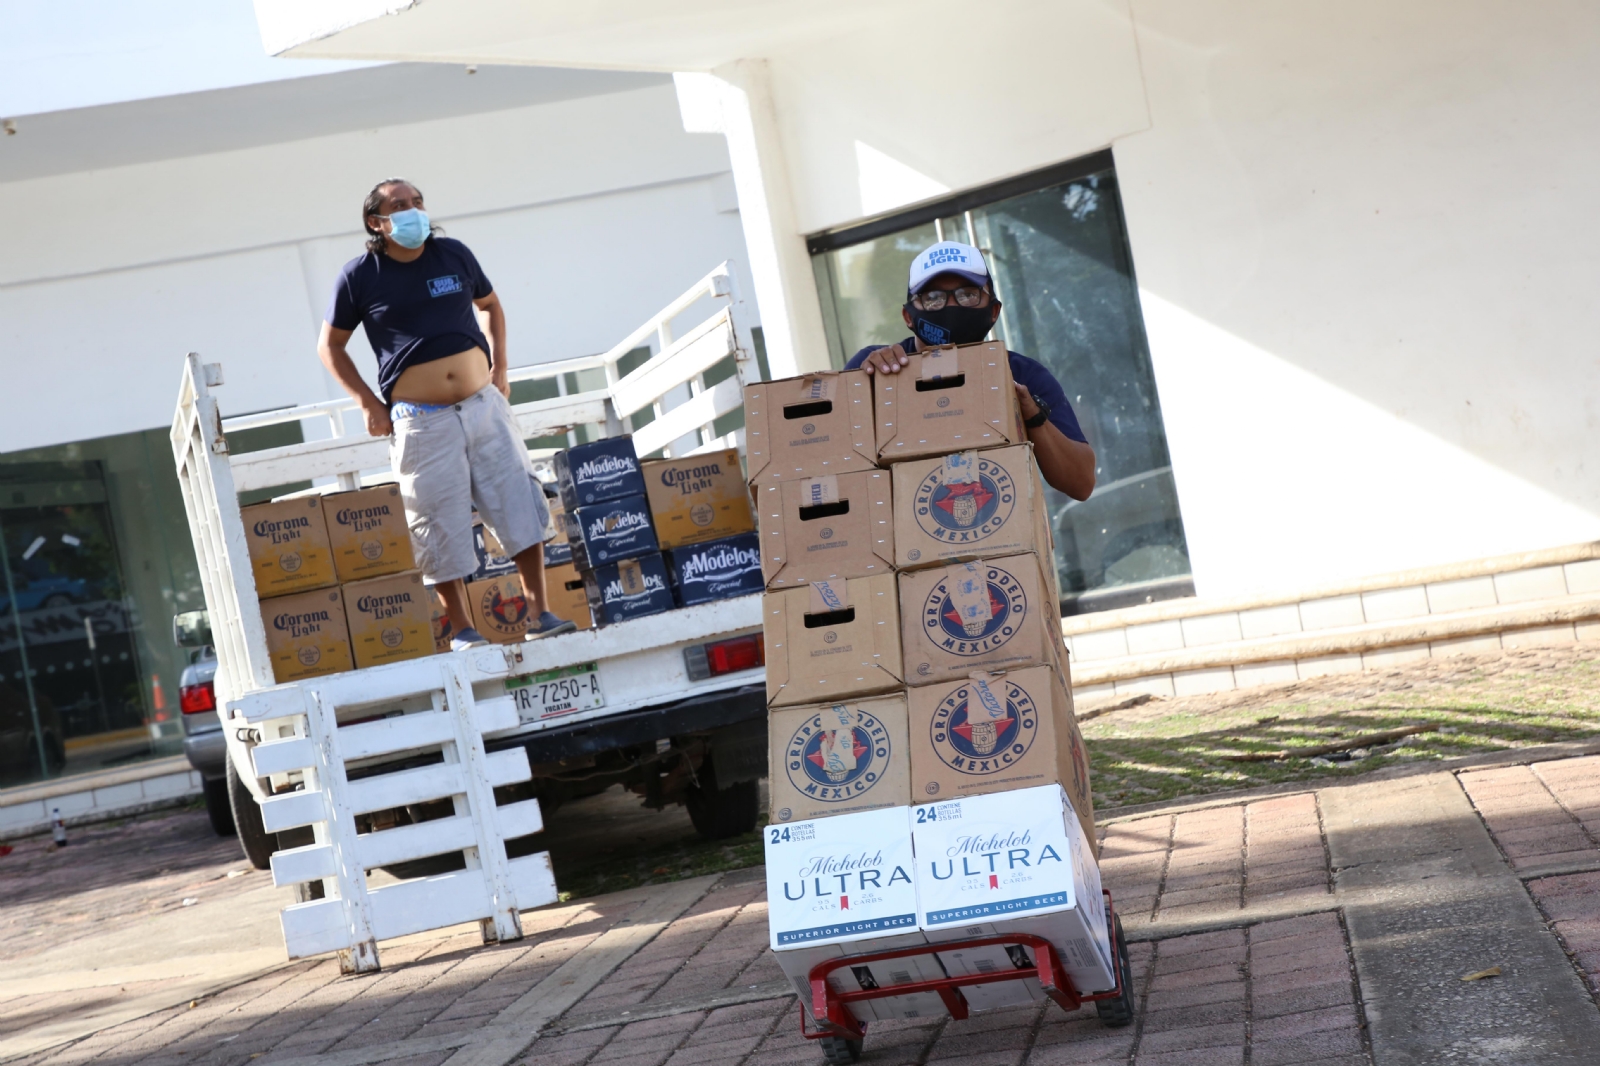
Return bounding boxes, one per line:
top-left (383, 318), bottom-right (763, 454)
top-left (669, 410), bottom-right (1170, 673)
top-left (564, 495), bottom-right (659, 571)
top-left (767, 694), bottom-right (910, 824)
top-left (342, 571), bottom-right (434, 669)
top-left (242, 496), bottom-right (337, 598)
top-left (642, 449), bottom-right (756, 549)
top-left (324, 484), bottom-right (415, 583)
top-left (667, 533), bottom-right (764, 607)
top-left (584, 553), bottom-right (675, 625)
top-left (261, 586), bottom-right (353, 683)
top-left (554, 436), bottom-right (646, 510)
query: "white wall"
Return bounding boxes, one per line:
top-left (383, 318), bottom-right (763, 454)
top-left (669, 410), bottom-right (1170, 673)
top-left (0, 82), bottom-right (754, 452)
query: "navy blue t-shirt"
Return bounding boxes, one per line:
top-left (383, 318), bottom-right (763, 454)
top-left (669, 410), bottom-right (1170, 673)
top-left (846, 339), bottom-right (1088, 444)
top-left (325, 237), bottom-right (494, 403)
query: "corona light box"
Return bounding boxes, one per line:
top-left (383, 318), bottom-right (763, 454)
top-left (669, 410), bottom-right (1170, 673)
top-left (767, 694), bottom-right (910, 823)
top-left (324, 485), bottom-right (415, 583)
top-left (764, 805), bottom-right (919, 950)
top-left (874, 343), bottom-right (1024, 463)
top-left (907, 664), bottom-right (1095, 850)
top-left (241, 496), bottom-right (336, 598)
top-left (642, 449), bottom-right (755, 549)
top-left (898, 554), bottom-right (1062, 685)
top-left (758, 469), bottom-right (894, 588)
top-left (891, 445), bottom-right (1048, 571)
top-left (342, 571), bottom-right (433, 669)
top-left (261, 587), bottom-right (353, 683)
top-left (744, 371), bottom-right (877, 486)
top-left (763, 574), bottom-right (904, 708)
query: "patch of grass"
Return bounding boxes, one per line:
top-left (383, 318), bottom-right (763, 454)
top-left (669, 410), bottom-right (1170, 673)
top-left (554, 825), bottom-right (766, 901)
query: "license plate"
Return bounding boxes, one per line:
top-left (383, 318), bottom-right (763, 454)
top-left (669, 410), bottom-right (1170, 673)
top-left (506, 662), bottom-right (605, 721)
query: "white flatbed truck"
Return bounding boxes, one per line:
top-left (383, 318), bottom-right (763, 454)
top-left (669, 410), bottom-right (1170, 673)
top-left (170, 263), bottom-right (766, 971)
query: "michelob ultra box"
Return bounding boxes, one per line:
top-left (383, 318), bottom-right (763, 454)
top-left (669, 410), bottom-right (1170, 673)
top-left (768, 694), bottom-right (910, 824)
top-left (771, 933), bottom-right (949, 1024)
top-left (891, 445), bottom-right (1049, 571)
top-left (763, 574), bottom-right (904, 708)
top-left (642, 449), bottom-right (756, 549)
top-left (543, 562), bottom-right (594, 631)
top-left (874, 343), bottom-right (1024, 463)
top-left (342, 571), bottom-right (434, 669)
top-left (907, 663), bottom-right (1095, 851)
top-left (666, 533), bottom-right (764, 607)
top-left (764, 805), bottom-right (919, 951)
top-left (584, 553), bottom-right (675, 624)
top-left (324, 485), bottom-right (415, 583)
top-left (564, 495), bottom-right (659, 570)
top-left (466, 573), bottom-right (528, 643)
top-left (261, 587), bottom-right (353, 683)
top-left (554, 436), bottom-right (646, 510)
top-left (913, 785), bottom-right (1114, 995)
top-left (758, 469), bottom-right (894, 588)
top-left (242, 496), bottom-right (336, 598)
top-left (899, 553), bottom-right (1063, 685)
top-left (744, 371), bottom-right (878, 486)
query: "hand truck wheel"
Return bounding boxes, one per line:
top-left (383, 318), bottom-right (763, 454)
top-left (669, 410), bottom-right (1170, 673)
top-left (1094, 914), bottom-right (1136, 1028)
top-left (817, 1034), bottom-right (863, 1064)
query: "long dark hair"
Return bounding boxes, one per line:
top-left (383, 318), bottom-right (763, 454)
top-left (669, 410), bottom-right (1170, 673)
top-left (362, 178), bottom-right (441, 255)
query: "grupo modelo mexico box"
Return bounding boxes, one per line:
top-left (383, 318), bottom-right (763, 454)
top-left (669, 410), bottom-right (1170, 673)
top-left (911, 784), bottom-right (1115, 997)
top-left (242, 496), bottom-right (337, 598)
top-left (554, 436), bottom-right (646, 510)
top-left (898, 553), bottom-right (1062, 686)
top-left (763, 574), bottom-right (904, 709)
top-left (757, 469), bottom-right (894, 588)
top-left (466, 572), bottom-right (528, 644)
top-left (767, 694), bottom-right (910, 825)
top-left (906, 663), bottom-right (1095, 851)
top-left (642, 449), bottom-right (756, 550)
top-left (890, 445), bottom-right (1050, 571)
top-left (744, 371), bottom-right (878, 486)
top-left (324, 485), bottom-right (415, 583)
top-left (261, 586), bottom-right (353, 683)
top-left (342, 571), bottom-right (434, 669)
top-left (873, 343), bottom-right (1024, 464)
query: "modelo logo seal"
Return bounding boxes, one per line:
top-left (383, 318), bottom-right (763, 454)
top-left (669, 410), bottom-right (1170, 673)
top-left (913, 458), bottom-right (1015, 543)
top-left (785, 705), bottom-right (890, 803)
top-left (928, 679), bottom-right (1038, 775)
top-left (922, 565), bottom-right (1027, 656)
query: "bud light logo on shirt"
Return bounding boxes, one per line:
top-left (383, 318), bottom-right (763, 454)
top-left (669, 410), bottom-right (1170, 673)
top-left (427, 275), bottom-right (463, 297)
top-left (923, 566), bottom-right (1027, 655)
top-left (913, 459), bottom-right (1015, 543)
top-left (929, 679), bottom-right (1039, 775)
top-left (785, 704), bottom-right (890, 802)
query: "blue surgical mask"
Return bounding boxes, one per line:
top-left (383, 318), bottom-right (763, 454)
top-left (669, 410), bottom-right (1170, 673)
top-left (386, 208), bottom-right (430, 249)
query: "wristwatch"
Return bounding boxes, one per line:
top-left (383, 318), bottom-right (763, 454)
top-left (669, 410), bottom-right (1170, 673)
top-left (1023, 396), bottom-right (1052, 430)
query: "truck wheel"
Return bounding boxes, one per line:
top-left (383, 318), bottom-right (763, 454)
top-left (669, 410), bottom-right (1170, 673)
top-left (203, 775), bottom-right (236, 836)
top-left (685, 760), bottom-right (759, 841)
top-left (227, 755), bottom-right (275, 871)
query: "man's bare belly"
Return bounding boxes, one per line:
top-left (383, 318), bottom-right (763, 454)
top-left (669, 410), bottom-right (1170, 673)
top-left (391, 348), bottom-right (492, 405)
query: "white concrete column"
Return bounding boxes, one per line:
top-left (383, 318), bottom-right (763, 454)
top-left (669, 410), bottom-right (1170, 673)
top-left (674, 62), bottom-right (831, 379)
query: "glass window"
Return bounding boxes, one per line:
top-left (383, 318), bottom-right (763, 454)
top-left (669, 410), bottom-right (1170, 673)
top-left (811, 160), bottom-right (1193, 614)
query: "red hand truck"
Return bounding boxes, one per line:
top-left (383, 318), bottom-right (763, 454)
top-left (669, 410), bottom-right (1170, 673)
top-left (800, 892), bottom-right (1134, 1064)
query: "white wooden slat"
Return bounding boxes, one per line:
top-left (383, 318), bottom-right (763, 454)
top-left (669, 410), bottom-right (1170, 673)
top-left (306, 657), bottom-right (451, 706)
top-left (231, 434), bottom-right (392, 493)
top-left (252, 736), bottom-right (317, 776)
top-left (611, 314), bottom-right (736, 418)
top-left (346, 762), bottom-right (465, 815)
top-left (368, 866), bottom-right (495, 942)
top-left (487, 746), bottom-right (532, 787)
top-left (280, 897), bottom-right (350, 960)
top-left (340, 710), bottom-right (455, 760)
top-left (630, 375), bottom-right (742, 458)
top-left (354, 814), bottom-right (477, 870)
top-left (260, 789), bottom-right (327, 834)
top-left (495, 798), bottom-right (545, 841)
top-left (509, 392), bottom-right (608, 439)
top-left (473, 695), bottom-right (519, 735)
top-left (231, 687), bottom-right (307, 723)
top-left (508, 851), bottom-right (560, 912)
top-left (271, 842), bottom-right (337, 887)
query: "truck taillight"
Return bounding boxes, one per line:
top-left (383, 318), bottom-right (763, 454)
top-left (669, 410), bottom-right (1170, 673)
top-left (180, 680), bottom-right (216, 714)
top-left (684, 634), bottom-right (765, 681)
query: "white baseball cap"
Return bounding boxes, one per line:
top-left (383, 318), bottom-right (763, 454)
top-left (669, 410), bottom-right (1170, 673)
top-left (908, 240), bottom-right (991, 294)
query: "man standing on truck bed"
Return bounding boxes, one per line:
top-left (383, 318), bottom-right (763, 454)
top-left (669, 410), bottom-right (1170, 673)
top-left (848, 241), bottom-right (1098, 502)
top-left (317, 177), bottom-right (575, 647)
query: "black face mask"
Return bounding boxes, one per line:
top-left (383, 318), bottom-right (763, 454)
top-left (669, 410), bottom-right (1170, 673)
top-left (905, 301), bottom-right (998, 347)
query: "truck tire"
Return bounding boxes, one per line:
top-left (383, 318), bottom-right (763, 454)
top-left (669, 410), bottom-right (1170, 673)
top-left (203, 775), bottom-right (236, 836)
top-left (685, 758), bottom-right (759, 841)
top-left (227, 755), bottom-right (275, 871)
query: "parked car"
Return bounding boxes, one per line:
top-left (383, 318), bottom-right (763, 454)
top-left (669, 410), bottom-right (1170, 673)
top-left (174, 610), bottom-right (238, 837)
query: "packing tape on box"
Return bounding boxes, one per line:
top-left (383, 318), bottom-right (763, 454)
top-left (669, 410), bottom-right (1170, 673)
top-left (809, 577), bottom-right (849, 615)
top-left (921, 347), bottom-right (959, 380)
top-left (801, 474), bottom-right (840, 506)
top-left (799, 373), bottom-right (838, 402)
top-left (947, 560), bottom-right (993, 626)
top-left (815, 703), bottom-right (861, 779)
top-left (968, 672), bottom-right (1009, 724)
top-left (942, 450), bottom-right (978, 486)
top-left (619, 557), bottom-right (645, 594)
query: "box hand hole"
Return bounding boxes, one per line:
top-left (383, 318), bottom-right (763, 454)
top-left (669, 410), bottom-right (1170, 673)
top-left (798, 500), bottom-right (850, 521)
top-left (803, 607), bottom-right (856, 628)
top-left (914, 375), bottom-right (966, 392)
top-left (783, 400), bottom-right (833, 419)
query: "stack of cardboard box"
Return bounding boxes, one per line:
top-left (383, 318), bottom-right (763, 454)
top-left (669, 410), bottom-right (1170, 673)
top-left (749, 343), bottom-right (1113, 1022)
top-left (243, 486), bottom-right (433, 683)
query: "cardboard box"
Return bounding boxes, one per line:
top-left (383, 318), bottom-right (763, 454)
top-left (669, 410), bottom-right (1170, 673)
top-left (473, 517), bottom-right (570, 580)
top-left (764, 806), bottom-right (919, 951)
top-left (261, 586), bottom-right (353, 683)
top-left (899, 553), bottom-right (1064, 686)
top-left (342, 571), bottom-right (434, 669)
top-left (874, 342), bottom-right (1025, 463)
top-left (564, 495), bottom-right (659, 571)
top-left (913, 785), bottom-right (1115, 994)
top-left (543, 562), bottom-right (593, 631)
top-left (324, 485), bottom-right (415, 583)
top-left (768, 694), bottom-right (911, 823)
top-left (242, 496), bottom-right (337, 598)
top-left (758, 469), bottom-right (894, 588)
top-left (744, 371), bottom-right (878, 486)
top-left (643, 449), bottom-right (756, 549)
top-left (554, 436), bottom-right (646, 510)
top-left (430, 587), bottom-right (455, 653)
top-left (467, 573), bottom-right (528, 643)
top-left (666, 533), bottom-right (764, 607)
top-left (929, 941), bottom-right (1044, 1012)
top-left (584, 553), bottom-right (675, 625)
top-left (772, 933), bottom-right (950, 1023)
top-left (907, 663), bottom-right (1095, 849)
top-left (891, 445), bottom-right (1049, 571)
top-left (763, 574), bottom-right (904, 708)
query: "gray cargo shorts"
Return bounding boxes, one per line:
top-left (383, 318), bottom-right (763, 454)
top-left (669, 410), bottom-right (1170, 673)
top-left (390, 383), bottom-right (554, 585)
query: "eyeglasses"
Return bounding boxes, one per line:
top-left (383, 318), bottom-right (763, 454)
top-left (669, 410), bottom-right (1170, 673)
top-left (911, 286), bottom-right (989, 311)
